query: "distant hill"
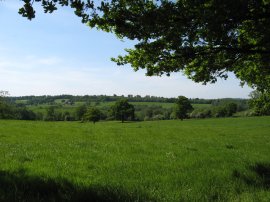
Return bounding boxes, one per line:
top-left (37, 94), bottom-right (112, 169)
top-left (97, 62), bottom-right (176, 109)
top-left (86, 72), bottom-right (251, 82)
top-left (9, 94), bottom-right (248, 106)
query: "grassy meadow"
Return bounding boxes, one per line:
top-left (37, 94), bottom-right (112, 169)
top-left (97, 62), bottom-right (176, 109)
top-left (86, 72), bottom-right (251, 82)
top-left (0, 117), bottom-right (269, 201)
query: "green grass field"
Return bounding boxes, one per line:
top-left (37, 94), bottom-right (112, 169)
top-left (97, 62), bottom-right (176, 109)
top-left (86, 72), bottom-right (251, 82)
top-left (0, 117), bottom-right (269, 201)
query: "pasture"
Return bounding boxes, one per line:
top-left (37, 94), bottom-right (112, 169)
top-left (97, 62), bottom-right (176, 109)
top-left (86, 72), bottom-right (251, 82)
top-left (0, 117), bottom-right (269, 201)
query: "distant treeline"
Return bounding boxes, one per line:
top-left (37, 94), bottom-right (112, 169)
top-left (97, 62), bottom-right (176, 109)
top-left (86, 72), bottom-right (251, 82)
top-left (9, 94), bottom-right (246, 105)
top-left (0, 94), bottom-right (252, 122)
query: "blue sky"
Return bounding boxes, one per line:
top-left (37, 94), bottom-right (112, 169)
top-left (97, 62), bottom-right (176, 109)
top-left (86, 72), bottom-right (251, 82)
top-left (0, 1), bottom-right (252, 98)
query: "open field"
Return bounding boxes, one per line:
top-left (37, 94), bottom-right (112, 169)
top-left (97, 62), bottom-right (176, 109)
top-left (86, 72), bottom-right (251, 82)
top-left (0, 117), bottom-right (269, 201)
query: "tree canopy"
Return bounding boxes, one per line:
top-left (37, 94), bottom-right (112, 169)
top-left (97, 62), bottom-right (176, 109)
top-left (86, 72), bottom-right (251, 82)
top-left (174, 96), bottom-right (193, 120)
top-left (84, 107), bottom-right (101, 123)
top-left (19, 0), bottom-right (270, 91)
top-left (111, 99), bottom-right (135, 122)
top-left (249, 90), bottom-right (270, 115)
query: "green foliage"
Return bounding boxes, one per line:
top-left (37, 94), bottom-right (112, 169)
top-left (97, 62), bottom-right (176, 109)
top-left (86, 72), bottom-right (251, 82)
top-left (249, 90), bottom-right (270, 115)
top-left (75, 104), bottom-right (87, 120)
top-left (44, 106), bottom-right (57, 121)
top-left (19, 1), bottom-right (270, 91)
top-left (211, 106), bottom-right (228, 118)
top-left (190, 108), bottom-right (212, 119)
top-left (0, 102), bottom-right (15, 119)
top-left (2, 94), bottom-right (253, 121)
top-left (0, 91), bottom-right (13, 119)
top-left (16, 107), bottom-right (36, 120)
top-left (10, 94), bottom-right (217, 107)
top-left (211, 103), bottom-right (238, 118)
top-left (225, 103), bottom-right (238, 116)
top-left (84, 107), bottom-right (101, 124)
top-left (174, 96), bottom-right (193, 120)
top-left (190, 102), bottom-right (239, 118)
top-left (111, 99), bottom-right (135, 122)
top-left (0, 117), bottom-right (270, 201)
top-left (63, 111), bottom-right (74, 121)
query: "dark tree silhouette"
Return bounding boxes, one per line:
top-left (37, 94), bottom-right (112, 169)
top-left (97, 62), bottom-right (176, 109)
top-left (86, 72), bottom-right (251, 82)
top-left (174, 96), bottom-right (193, 121)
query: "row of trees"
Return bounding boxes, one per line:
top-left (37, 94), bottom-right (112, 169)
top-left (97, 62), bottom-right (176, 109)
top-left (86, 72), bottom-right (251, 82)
top-left (3, 97), bottom-right (190, 123)
top-left (1, 92), bottom-right (269, 122)
top-left (79, 96), bottom-right (251, 123)
top-left (76, 96), bottom-right (242, 123)
top-left (77, 97), bottom-right (192, 123)
top-left (40, 99), bottom-right (135, 123)
top-left (0, 104), bottom-right (36, 120)
top-left (78, 99), bottom-right (135, 123)
top-left (10, 94), bottom-right (215, 106)
top-left (190, 103), bottom-right (238, 119)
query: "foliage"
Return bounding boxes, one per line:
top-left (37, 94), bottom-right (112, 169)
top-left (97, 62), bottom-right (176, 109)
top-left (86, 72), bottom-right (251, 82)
top-left (75, 104), bottom-right (87, 120)
top-left (211, 103), bottom-right (238, 118)
top-left (16, 107), bottom-right (36, 120)
top-left (0, 91), bottom-right (11, 118)
top-left (224, 103), bottom-right (238, 116)
top-left (63, 111), bottom-right (74, 121)
top-left (11, 94), bottom-right (214, 105)
top-left (174, 96), bottom-right (193, 120)
top-left (1, 93), bottom-right (252, 121)
top-left (151, 114), bottom-right (164, 120)
top-left (0, 101), bottom-right (15, 119)
top-left (211, 106), bottom-right (228, 118)
top-left (0, 91), bottom-right (35, 120)
top-left (84, 107), bottom-right (101, 124)
top-left (110, 99), bottom-right (134, 122)
top-left (211, 98), bottom-right (248, 111)
top-left (44, 106), bottom-right (56, 121)
top-left (0, 91), bottom-right (9, 98)
top-left (190, 108), bottom-right (212, 119)
top-left (19, 0), bottom-right (270, 91)
top-left (249, 90), bottom-right (270, 115)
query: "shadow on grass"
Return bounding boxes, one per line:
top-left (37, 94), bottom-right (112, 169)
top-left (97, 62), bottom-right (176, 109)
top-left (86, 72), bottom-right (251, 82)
top-left (0, 169), bottom-right (155, 202)
top-left (232, 162), bottom-right (270, 189)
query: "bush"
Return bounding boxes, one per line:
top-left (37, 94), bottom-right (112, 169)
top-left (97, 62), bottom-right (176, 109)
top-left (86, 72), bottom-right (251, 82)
top-left (211, 106), bottom-right (227, 118)
top-left (224, 103), bottom-right (238, 116)
top-left (16, 108), bottom-right (36, 120)
top-left (84, 107), bottom-right (102, 123)
top-left (190, 109), bottom-right (211, 119)
top-left (152, 114), bottom-right (164, 120)
top-left (249, 91), bottom-right (270, 116)
top-left (143, 116), bottom-right (151, 121)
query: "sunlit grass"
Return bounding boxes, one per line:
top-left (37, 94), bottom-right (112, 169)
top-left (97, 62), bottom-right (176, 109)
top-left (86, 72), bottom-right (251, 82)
top-left (0, 117), bottom-right (269, 201)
